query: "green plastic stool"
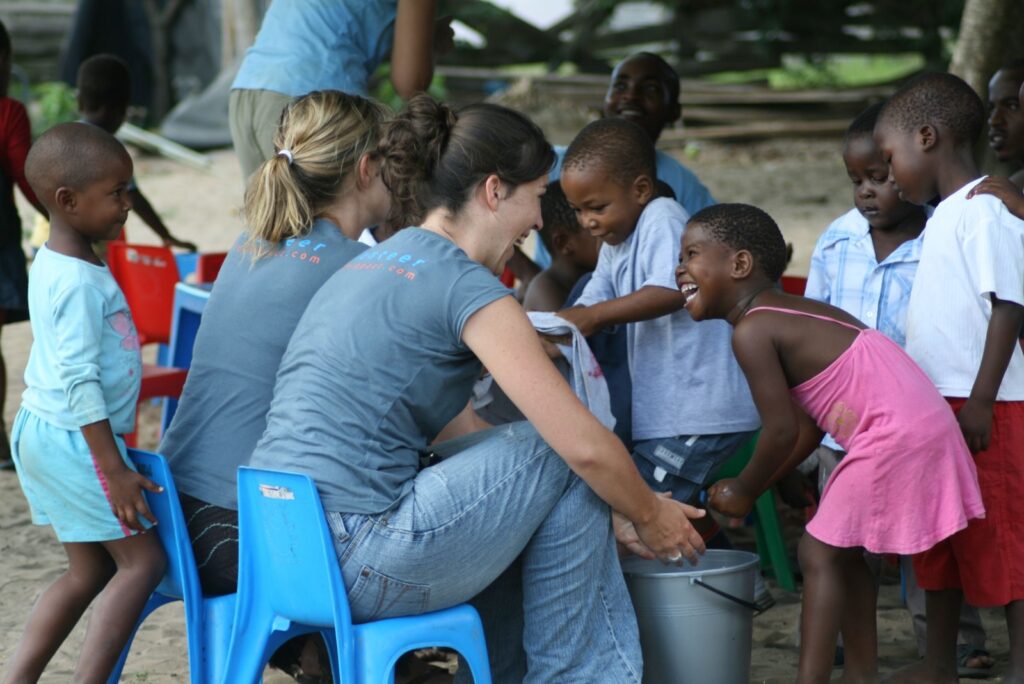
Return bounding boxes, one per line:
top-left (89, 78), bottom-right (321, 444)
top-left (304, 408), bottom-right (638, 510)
top-left (713, 434), bottom-right (797, 591)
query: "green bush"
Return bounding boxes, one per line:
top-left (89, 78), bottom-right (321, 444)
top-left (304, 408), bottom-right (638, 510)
top-left (29, 81), bottom-right (77, 137)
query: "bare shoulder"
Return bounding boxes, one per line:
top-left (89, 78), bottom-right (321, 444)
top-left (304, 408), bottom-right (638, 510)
top-left (523, 271), bottom-right (569, 313)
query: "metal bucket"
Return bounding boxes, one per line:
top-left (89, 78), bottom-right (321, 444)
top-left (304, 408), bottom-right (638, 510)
top-left (622, 549), bottom-right (760, 684)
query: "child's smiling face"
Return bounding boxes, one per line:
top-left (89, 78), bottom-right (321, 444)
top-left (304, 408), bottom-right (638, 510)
top-left (70, 156), bottom-right (134, 242)
top-left (843, 134), bottom-right (919, 230)
top-left (603, 54), bottom-right (680, 143)
top-left (873, 120), bottom-right (936, 207)
top-left (675, 222), bottom-right (736, 321)
top-left (560, 164), bottom-right (652, 247)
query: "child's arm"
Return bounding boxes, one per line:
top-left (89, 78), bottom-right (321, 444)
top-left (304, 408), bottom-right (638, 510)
top-left (706, 320), bottom-right (822, 518)
top-left (557, 286), bottom-right (685, 337)
top-left (967, 176), bottom-right (1024, 221)
top-left (959, 295), bottom-right (1024, 452)
top-left (80, 419), bottom-right (162, 531)
top-left (128, 188), bottom-right (198, 251)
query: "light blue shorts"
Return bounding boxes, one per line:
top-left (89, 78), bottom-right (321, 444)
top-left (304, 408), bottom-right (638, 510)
top-left (11, 408), bottom-right (150, 542)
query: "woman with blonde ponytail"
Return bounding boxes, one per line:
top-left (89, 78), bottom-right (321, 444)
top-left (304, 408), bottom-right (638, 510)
top-left (249, 94), bottom-right (707, 682)
top-left (162, 86), bottom-right (388, 597)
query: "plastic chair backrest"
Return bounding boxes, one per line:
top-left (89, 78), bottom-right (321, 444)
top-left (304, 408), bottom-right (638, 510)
top-left (780, 275), bottom-right (807, 296)
top-left (127, 449), bottom-right (202, 604)
top-left (196, 252), bottom-right (227, 283)
top-left (236, 467), bottom-right (356, 664)
top-left (108, 243), bottom-right (180, 343)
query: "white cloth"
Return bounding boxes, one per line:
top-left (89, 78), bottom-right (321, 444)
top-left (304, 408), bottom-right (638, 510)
top-left (905, 177), bottom-right (1024, 399)
top-left (527, 311), bottom-right (615, 430)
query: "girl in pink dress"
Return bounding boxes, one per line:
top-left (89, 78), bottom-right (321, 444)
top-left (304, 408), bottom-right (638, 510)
top-left (675, 203), bottom-right (984, 683)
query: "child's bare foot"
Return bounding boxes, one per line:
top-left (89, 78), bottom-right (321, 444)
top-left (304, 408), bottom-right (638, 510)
top-left (883, 660), bottom-right (957, 684)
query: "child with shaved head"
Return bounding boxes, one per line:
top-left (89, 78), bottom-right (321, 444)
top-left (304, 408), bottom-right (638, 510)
top-left (2, 122), bottom-right (165, 683)
top-left (557, 118), bottom-right (759, 544)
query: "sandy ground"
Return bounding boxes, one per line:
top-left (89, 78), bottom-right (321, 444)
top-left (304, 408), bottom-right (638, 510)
top-left (0, 138), bottom-right (1011, 681)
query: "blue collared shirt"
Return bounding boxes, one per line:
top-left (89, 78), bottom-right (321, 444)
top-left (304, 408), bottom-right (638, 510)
top-left (805, 207), bottom-right (926, 349)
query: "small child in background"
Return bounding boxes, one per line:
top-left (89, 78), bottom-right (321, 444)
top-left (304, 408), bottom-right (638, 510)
top-left (680, 203), bottom-right (983, 682)
top-left (2, 122), bottom-right (165, 683)
top-left (875, 71), bottom-right (1024, 682)
top-left (807, 102), bottom-right (991, 673)
top-left (30, 54), bottom-right (197, 252)
top-left (522, 181), bottom-right (599, 312)
top-left (558, 118), bottom-right (759, 527)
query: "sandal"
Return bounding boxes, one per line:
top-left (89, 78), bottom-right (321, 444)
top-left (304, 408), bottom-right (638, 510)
top-left (957, 644), bottom-right (994, 678)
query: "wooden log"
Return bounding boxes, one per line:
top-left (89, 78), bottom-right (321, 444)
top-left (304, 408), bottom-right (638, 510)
top-left (660, 118), bottom-right (851, 143)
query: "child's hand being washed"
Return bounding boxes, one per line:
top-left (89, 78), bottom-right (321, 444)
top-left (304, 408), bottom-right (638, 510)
top-left (707, 478), bottom-right (757, 519)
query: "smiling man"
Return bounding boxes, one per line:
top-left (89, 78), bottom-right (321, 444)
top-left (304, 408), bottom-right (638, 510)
top-left (987, 60), bottom-right (1024, 187)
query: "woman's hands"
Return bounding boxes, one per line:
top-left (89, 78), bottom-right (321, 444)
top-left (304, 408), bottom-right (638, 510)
top-left (707, 478), bottom-right (757, 519)
top-left (619, 492), bottom-right (707, 564)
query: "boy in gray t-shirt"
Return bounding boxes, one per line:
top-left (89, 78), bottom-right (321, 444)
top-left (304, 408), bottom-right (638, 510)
top-left (558, 118), bottom-right (759, 514)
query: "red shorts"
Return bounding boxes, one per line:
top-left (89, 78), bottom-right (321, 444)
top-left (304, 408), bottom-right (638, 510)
top-left (912, 398), bottom-right (1024, 607)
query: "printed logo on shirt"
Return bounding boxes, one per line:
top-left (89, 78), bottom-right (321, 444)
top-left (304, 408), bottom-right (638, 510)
top-left (344, 247), bottom-right (427, 282)
top-left (108, 311), bottom-right (140, 352)
top-left (236, 237), bottom-right (329, 265)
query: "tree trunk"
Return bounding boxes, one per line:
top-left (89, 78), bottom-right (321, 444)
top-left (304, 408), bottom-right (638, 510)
top-left (949, 0), bottom-right (1014, 96)
top-left (221, 0), bottom-right (264, 69)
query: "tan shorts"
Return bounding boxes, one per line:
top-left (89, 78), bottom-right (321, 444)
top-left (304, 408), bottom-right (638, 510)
top-left (228, 88), bottom-right (294, 183)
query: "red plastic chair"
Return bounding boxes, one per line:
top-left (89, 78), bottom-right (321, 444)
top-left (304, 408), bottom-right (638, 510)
top-left (106, 243), bottom-right (189, 446)
top-left (780, 275), bottom-right (807, 296)
top-left (107, 243), bottom-right (180, 347)
top-left (196, 252), bottom-right (227, 283)
top-left (125, 365), bottom-right (188, 447)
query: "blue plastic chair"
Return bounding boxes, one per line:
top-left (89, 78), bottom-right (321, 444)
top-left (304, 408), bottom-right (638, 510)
top-left (108, 449), bottom-right (236, 684)
top-left (225, 467), bottom-right (493, 684)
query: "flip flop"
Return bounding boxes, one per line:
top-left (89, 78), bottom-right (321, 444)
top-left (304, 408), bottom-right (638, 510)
top-left (957, 644), bottom-right (994, 678)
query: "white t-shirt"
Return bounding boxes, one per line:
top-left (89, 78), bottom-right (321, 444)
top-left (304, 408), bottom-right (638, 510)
top-left (576, 197), bottom-right (758, 439)
top-left (905, 177), bottom-right (1024, 399)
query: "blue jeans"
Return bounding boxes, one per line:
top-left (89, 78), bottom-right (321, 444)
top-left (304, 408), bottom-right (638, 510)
top-left (325, 422), bottom-right (642, 683)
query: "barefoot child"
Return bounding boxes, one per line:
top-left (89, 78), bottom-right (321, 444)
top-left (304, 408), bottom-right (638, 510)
top-left (558, 118), bottom-right (759, 522)
top-left (875, 71), bottom-right (1024, 682)
top-left (678, 202), bottom-right (983, 683)
top-left (2, 122), bottom-right (166, 683)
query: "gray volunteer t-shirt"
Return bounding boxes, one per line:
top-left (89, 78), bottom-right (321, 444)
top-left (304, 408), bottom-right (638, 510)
top-left (162, 220), bottom-right (367, 509)
top-left (249, 228), bottom-right (512, 514)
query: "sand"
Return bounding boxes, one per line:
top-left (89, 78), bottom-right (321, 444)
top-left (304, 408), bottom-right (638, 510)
top-left (0, 139), bottom-right (1010, 681)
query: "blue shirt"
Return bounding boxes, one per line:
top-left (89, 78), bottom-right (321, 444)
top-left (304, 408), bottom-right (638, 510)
top-left (163, 220), bottom-right (366, 509)
top-left (250, 228), bottom-right (512, 514)
top-left (231, 0), bottom-right (397, 97)
top-left (575, 198), bottom-right (758, 439)
top-left (805, 208), bottom-right (925, 349)
top-left (537, 146), bottom-right (715, 267)
top-left (21, 247), bottom-right (142, 434)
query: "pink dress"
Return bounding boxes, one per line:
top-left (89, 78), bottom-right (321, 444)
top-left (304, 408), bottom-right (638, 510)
top-left (748, 306), bottom-right (984, 554)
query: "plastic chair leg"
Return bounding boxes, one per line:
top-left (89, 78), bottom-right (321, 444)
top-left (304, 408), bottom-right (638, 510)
top-left (753, 491), bottom-right (796, 591)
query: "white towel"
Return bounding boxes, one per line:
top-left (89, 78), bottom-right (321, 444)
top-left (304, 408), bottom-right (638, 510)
top-left (527, 311), bottom-right (616, 430)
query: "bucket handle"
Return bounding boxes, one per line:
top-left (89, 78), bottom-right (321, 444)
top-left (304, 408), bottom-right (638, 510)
top-left (690, 577), bottom-right (760, 612)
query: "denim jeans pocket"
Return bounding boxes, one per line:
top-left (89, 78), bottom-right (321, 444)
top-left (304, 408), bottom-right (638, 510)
top-left (346, 564), bottom-right (431, 621)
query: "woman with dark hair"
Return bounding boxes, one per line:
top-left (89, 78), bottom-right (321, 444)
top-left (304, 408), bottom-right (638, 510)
top-left (0, 20), bottom-right (46, 467)
top-left (247, 95), bottom-right (706, 681)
